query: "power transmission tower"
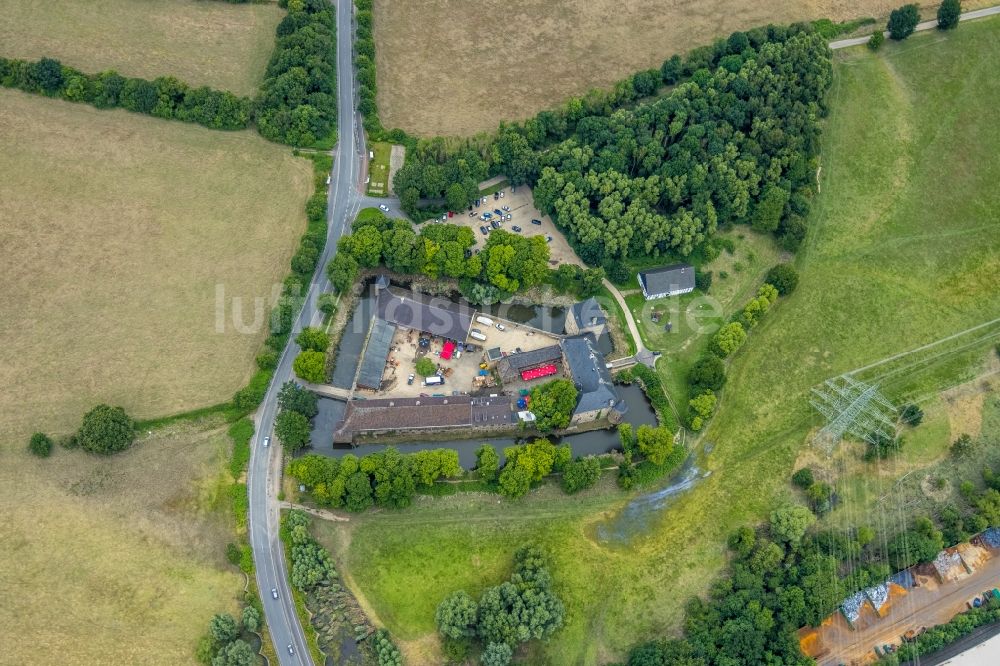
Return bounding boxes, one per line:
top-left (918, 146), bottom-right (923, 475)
top-left (810, 375), bottom-right (898, 451)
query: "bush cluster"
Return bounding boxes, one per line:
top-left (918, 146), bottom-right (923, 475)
top-left (0, 57), bottom-right (252, 130)
top-left (435, 545), bottom-right (564, 663)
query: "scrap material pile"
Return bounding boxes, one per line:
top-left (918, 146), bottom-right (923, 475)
top-left (841, 591), bottom-right (868, 624)
top-left (865, 583), bottom-right (889, 613)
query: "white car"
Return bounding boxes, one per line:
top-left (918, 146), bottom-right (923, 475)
top-left (496, 323), bottom-right (506, 331)
top-left (263, 436), bottom-right (270, 448)
top-left (271, 588), bottom-right (278, 599)
top-left (378, 204), bottom-right (389, 212)
top-left (325, 175), bottom-right (331, 185)
top-left (287, 644), bottom-right (295, 656)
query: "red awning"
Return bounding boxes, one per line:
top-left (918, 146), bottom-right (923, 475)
top-left (441, 340), bottom-right (456, 360)
top-left (521, 364), bottom-right (557, 381)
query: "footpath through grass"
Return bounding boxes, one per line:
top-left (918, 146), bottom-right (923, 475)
top-left (335, 20), bottom-right (1000, 663)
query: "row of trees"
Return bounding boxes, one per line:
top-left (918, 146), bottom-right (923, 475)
top-left (2, 0), bottom-right (338, 146)
top-left (872, 1), bottom-right (962, 50)
top-left (328, 209), bottom-right (551, 304)
top-left (435, 545), bottom-right (565, 665)
top-left (287, 447), bottom-right (462, 510)
top-left (255, 0), bottom-right (337, 145)
top-left (682, 276), bottom-right (787, 431)
top-left (0, 57), bottom-right (253, 130)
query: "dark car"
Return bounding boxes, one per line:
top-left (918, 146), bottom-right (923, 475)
top-left (480, 225), bottom-right (488, 235)
top-left (493, 192), bottom-right (499, 200)
top-left (531, 218), bottom-right (542, 225)
top-left (546, 235), bottom-right (553, 242)
top-left (491, 220), bottom-right (500, 229)
top-left (494, 208), bottom-right (503, 216)
top-left (511, 225), bottom-right (522, 232)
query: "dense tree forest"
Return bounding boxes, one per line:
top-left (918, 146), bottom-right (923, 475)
top-left (393, 25), bottom-right (832, 270)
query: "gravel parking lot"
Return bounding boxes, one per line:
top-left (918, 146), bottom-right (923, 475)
top-left (428, 185), bottom-right (583, 267)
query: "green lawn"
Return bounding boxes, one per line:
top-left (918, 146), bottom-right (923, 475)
top-left (625, 228), bottom-right (782, 423)
top-left (333, 19), bottom-right (1000, 663)
top-left (366, 141), bottom-right (392, 196)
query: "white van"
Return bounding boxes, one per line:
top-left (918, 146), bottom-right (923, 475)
top-left (423, 375), bottom-right (444, 386)
top-left (475, 315), bottom-right (494, 326)
top-left (469, 331), bottom-right (487, 342)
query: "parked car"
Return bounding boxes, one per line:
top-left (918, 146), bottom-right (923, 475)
top-left (531, 218), bottom-right (542, 225)
top-left (378, 204), bottom-right (389, 212)
top-left (494, 208), bottom-right (503, 216)
top-left (505, 214), bottom-right (511, 221)
top-left (469, 211), bottom-right (476, 217)
top-left (546, 235), bottom-right (553, 242)
top-left (271, 588), bottom-right (278, 599)
top-left (493, 192), bottom-right (499, 200)
top-left (407, 374), bottom-right (415, 385)
top-left (491, 220), bottom-right (500, 229)
top-left (441, 214), bottom-right (447, 221)
top-left (475, 198), bottom-right (481, 206)
top-left (511, 225), bottom-right (522, 232)
top-left (480, 226), bottom-right (489, 235)
top-left (326, 175), bottom-right (331, 185)
top-left (263, 436), bottom-right (270, 448)
top-left (496, 323), bottom-right (506, 331)
top-left (502, 205), bottom-right (510, 212)
top-left (499, 190), bottom-right (505, 198)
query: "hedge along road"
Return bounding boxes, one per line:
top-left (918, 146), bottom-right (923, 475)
top-left (246, 0), bottom-right (364, 663)
top-left (829, 5), bottom-right (1000, 49)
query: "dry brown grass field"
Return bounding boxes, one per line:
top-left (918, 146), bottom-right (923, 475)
top-left (0, 89), bottom-right (311, 444)
top-left (0, 418), bottom-right (243, 665)
top-left (0, 0), bottom-right (283, 95)
top-left (373, 0), bottom-right (982, 136)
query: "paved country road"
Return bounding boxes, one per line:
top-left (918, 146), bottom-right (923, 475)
top-left (829, 5), bottom-right (1000, 49)
top-left (246, 0), bottom-right (362, 663)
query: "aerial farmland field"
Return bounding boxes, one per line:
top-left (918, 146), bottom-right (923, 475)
top-left (372, 0), bottom-right (993, 136)
top-left (0, 89), bottom-right (311, 445)
top-left (0, 0), bottom-right (283, 95)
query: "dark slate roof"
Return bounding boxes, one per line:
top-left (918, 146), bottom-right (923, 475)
top-left (357, 318), bottom-right (395, 389)
top-left (376, 287), bottom-right (475, 341)
top-left (560, 335), bottom-right (619, 413)
top-left (571, 297), bottom-right (607, 328)
top-left (486, 347), bottom-right (503, 362)
top-left (503, 344), bottom-right (563, 371)
top-left (638, 263), bottom-right (695, 295)
top-left (334, 395), bottom-right (512, 441)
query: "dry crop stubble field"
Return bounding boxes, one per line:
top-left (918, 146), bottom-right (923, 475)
top-left (0, 418), bottom-right (243, 665)
top-left (0, 89), bottom-right (311, 444)
top-left (372, 0), bottom-right (989, 136)
top-left (0, 0), bottom-right (283, 95)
